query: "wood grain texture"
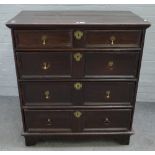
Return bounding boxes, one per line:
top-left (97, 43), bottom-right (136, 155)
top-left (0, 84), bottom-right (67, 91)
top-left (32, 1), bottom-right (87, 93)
top-left (0, 5), bottom-right (154, 102)
top-left (6, 10), bottom-right (150, 145)
top-left (6, 11), bottom-right (150, 28)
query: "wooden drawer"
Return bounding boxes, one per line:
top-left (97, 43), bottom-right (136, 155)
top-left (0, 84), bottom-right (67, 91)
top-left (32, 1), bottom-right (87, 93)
top-left (84, 30), bottom-right (142, 48)
top-left (17, 52), bottom-right (71, 78)
top-left (84, 82), bottom-right (135, 106)
top-left (85, 52), bottom-right (139, 78)
top-left (21, 82), bottom-right (73, 106)
top-left (17, 52), bottom-right (139, 79)
top-left (14, 30), bottom-right (72, 49)
top-left (24, 109), bottom-right (131, 133)
top-left (82, 109), bottom-right (132, 132)
top-left (21, 81), bottom-right (135, 106)
top-left (24, 110), bottom-right (73, 132)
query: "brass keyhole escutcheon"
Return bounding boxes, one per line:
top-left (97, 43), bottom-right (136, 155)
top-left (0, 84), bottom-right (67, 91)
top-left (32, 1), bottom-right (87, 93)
top-left (74, 82), bottom-right (82, 90)
top-left (74, 111), bottom-right (82, 118)
top-left (74, 30), bottom-right (83, 40)
top-left (106, 90), bottom-right (111, 99)
top-left (73, 52), bottom-right (83, 62)
top-left (42, 62), bottom-right (50, 70)
top-left (41, 35), bottom-right (47, 46)
top-left (44, 90), bottom-right (50, 100)
top-left (110, 36), bottom-right (116, 45)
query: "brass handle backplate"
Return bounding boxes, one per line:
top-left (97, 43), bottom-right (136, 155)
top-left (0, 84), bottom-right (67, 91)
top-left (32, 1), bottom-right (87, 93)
top-left (47, 118), bottom-right (52, 126)
top-left (44, 90), bottom-right (50, 100)
top-left (74, 30), bottom-right (83, 40)
top-left (106, 90), bottom-right (111, 99)
top-left (73, 52), bottom-right (83, 62)
top-left (104, 117), bottom-right (110, 125)
top-left (41, 35), bottom-right (47, 45)
top-left (108, 61), bottom-right (114, 70)
top-left (110, 36), bottom-right (116, 45)
top-left (42, 62), bottom-right (50, 70)
top-left (74, 82), bottom-right (82, 90)
top-left (74, 111), bottom-right (82, 118)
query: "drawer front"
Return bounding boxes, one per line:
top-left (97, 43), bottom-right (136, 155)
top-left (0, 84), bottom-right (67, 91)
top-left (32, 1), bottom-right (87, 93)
top-left (82, 109), bottom-right (132, 131)
top-left (21, 81), bottom-right (134, 106)
top-left (21, 82), bottom-right (73, 105)
top-left (84, 82), bottom-right (135, 105)
top-left (84, 30), bottom-right (142, 48)
top-left (85, 52), bottom-right (139, 78)
top-left (24, 109), bottom-right (132, 133)
top-left (17, 52), bottom-right (139, 79)
top-left (17, 52), bottom-right (71, 78)
top-left (24, 110), bottom-right (73, 132)
top-left (14, 30), bottom-right (72, 49)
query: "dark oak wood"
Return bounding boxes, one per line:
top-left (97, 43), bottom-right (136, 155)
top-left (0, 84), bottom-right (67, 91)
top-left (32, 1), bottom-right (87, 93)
top-left (6, 11), bottom-right (150, 28)
top-left (24, 109), bottom-right (132, 133)
top-left (85, 52), bottom-right (139, 78)
top-left (20, 81), bottom-right (135, 106)
top-left (17, 51), bottom-right (139, 79)
top-left (84, 30), bottom-right (142, 48)
top-left (20, 81), bottom-right (73, 106)
top-left (84, 82), bottom-right (135, 106)
top-left (17, 52), bottom-right (72, 78)
top-left (14, 30), bottom-right (72, 49)
top-left (6, 11), bottom-right (150, 146)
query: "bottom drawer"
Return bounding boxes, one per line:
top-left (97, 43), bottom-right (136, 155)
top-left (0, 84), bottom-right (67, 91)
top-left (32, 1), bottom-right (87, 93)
top-left (24, 109), bottom-right (132, 133)
top-left (82, 109), bottom-right (132, 132)
top-left (24, 110), bottom-right (73, 132)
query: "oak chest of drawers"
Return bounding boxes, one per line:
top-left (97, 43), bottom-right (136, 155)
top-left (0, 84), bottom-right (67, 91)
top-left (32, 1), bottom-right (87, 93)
top-left (6, 11), bottom-right (150, 146)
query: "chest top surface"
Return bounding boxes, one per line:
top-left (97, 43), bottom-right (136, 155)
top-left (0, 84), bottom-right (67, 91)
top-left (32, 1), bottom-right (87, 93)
top-left (6, 11), bottom-right (150, 28)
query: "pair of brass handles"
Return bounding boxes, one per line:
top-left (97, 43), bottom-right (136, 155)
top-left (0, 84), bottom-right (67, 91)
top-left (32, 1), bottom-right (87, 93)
top-left (44, 87), bottom-right (111, 100)
top-left (47, 114), bottom-right (110, 125)
top-left (41, 31), bottom-right (116, 45)
top-left (42, 56), bottom-right (114, 71)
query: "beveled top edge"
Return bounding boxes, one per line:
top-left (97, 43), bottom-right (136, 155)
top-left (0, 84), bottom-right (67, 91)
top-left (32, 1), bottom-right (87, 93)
top-left (6, 11), bottom-right (151, 28)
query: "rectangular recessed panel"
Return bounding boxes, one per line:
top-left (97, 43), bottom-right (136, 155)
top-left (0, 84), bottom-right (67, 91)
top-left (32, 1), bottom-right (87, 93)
top-left (84, 30), bottom-right (142, 48)
top-left (24, 110), bottom-right (73, 132)
top-left (83, 109), bottom-right (132, 131)
top-left (85, 52), bottom-right (139, 78)
top-left (14, 30), bottom-right (72, 49)
top-left (17, 52), bottom-right (71, 78)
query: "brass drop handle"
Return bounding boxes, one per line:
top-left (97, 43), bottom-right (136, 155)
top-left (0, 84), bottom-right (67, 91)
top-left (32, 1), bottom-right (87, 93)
top-left (74, 30), bottom-right (83, 40)
top-left (106, 90), bottom-right (111, 99)
top-left (108, 61), bottom-right (114, 67)
top-left (73, 52), bottom-right (83, 62)
top-left (41, 35), bottom-right (47, 46)
top-left (42, 62), bottom-right (50, 70)
top-left (44, 90), bottom-right (50, 100)
top-left (110, 36), bottom-right (116, 45)
top-left (104, 117), bottom-right (110, 125)
top-left (74, 82), bottom-right (82, 90)
top-left (74, 111), bottom-right (82, 118)
top-left (108, 61), bottom-right (114, 70)
top-left (47, 118), bottom-right (52, 126)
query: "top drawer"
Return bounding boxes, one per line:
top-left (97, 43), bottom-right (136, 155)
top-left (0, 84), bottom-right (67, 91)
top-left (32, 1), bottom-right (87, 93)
top-left (14, 29), bottom-right (142, 50)
top-left (14, 30), bottom-right (72, 49)
top-left (83, 30), bottom-right (142, 48)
